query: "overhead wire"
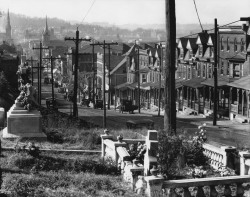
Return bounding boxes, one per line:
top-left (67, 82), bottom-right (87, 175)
top-left (192, 0), bottom-right (204, 32)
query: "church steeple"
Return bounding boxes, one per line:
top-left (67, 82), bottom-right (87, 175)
top-left (5, 9), bottom-right (12, 42)
top-left (42, 15), bottom-right (50, 45)
top-left (44, 15), bottom-right (49, 34)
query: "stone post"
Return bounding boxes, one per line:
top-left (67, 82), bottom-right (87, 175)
top-left (114, 141), bottom-right (127, 167)
top-left (144, 176), bottom-right (164, 197)
top-left (239, 151), bottom-right (250, 176)
top-left (220, 146), bottom-right (237, 169)
top-left (144, 130), bottom-right (158, 176)
top-left (0, 107), bottom-right (5, 128)
top-left (130, 166), bottom-right (144, 191)
top-left (100, 132), bottom-right (113, 158)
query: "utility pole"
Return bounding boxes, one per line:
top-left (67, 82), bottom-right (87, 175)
top-left (90, 41), bottom-right (118, 128)
top-left (164, 0), bottom-right (176, 134)
top-left (26, 57), bottom-right (38, 86)
top-left (92, 44), bottom-right (96, 106)
top-left (33, 41), bottom-right (49, 105)
top-left (213, 18), bottom-right (218, 126)
top-left (158, 44), bottom-right (163, 117)
top-left (108, 45), bottom-right (111, 110)
top-left (65, 28), bottom-right (91, 117)
top-left (136, 43), bottom-right (141, 114)
top-left (43, 56), bottom-right (61, 101)
top-left (32, 62), bottom-right (45, 104)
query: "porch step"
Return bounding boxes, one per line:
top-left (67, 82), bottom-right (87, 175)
top-left (235, 115), bottom-right (248, 123)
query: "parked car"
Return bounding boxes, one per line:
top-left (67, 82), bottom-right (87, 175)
top-left (94, 99), bottom-right (103, 109)
top-left (126, 119), bottom-right (154, 129)
top-left (120, 99), bottom-right (138, 114)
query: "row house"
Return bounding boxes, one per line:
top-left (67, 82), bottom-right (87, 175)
top-left (113, 43), bottom-right (164, 109)
top-left (176, 24), bottom-right (250, 123)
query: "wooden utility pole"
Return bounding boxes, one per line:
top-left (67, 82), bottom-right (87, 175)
top-left (65, 28), bottom-right (91, 117)
top-left (108, 45), bottom-right (111, 110)
top-left (92, 44), bottom-right (96, 106)
top-left (43, 56), bottom-right (61, 101)
top-left (158, 44), bottom-right (163, 117)
top-left (26, 57), bottom-right (38, 86)
top-left (136, 44), bottom-right (141, 114)
top-left (33, 41), bottom-right (49, 105)
top-left (164, 0), bottom-right (176, 134)
top-left (90, 41), bottom-right (118, 128)
top-left (213, 18), bottom-right (218, 126)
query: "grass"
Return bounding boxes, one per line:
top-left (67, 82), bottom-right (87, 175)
top-left (0, 151), bottom-right (143, 197)
top-left (0, 107), bottom-right (146, 196)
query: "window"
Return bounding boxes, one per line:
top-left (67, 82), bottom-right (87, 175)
top-left (188, 67), bottom-right (191, 79)
top-left (234, 38), bottom-right (237, 52)
top-left (180, 49), bottom-right (184, 58)
top-left (220, 37), bottom-right (224, 50)
top-left (220, 61), bottom-right (224, 75)
top-left (227, 38), bottom-right (230, 51)
top-left (226, 62), bottom-right (230, 75)
top-left (183, 65), bottom-right (186, 79)
top-left (141, 73), bottom-right (147, 83)
top-left (233, 63), bottom-right (241, 78)
top-left (210, 47), bottom-right (214, 58)
top-left (241, 39), bottom-right (245, 52)
top-left (202, 64), bottom-right (206, 78)
top-left (189, 50), bottom-right (193, 59)
top-left (197, 63), bottom-right (201, 77)
top-left (198, 45), bottom-right (203, 56)
top-left (208, 64), bottom-right (212, 78)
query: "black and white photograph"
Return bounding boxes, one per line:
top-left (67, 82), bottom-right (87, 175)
top-left (0, 0), bottom-right (250, 196)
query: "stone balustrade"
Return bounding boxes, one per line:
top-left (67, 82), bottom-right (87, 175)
top-left (203, 143), bottom-right (237, 170)
top-left (144, 175), bottom-right (250, 197)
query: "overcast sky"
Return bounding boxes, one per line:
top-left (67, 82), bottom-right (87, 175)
top-left (0, 0), bottom-right (249, 25)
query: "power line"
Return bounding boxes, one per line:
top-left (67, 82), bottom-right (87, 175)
top-left (80, 0), bottom-right (96, 24)
top-left (171, 19), bottom-right (241, 40)
top-left (192, 0), bottom-right (204, 32)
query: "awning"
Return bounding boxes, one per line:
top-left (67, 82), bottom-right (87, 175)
top-left (201, 75), bottom-right (237, 87)
top-left (227, 75), bottom-right (250, 91)
top-left (181, 77), bottom-right (205, 88)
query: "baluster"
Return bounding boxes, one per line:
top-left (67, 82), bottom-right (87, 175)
top-left (224, 184), bottom-right (232, 197)
top-left (236, 183), bottom-right (245, 197)
top-left (183, 187), bottom-right (191, 197)
top-left (168, 188), bottom-right (179, 197)
top-left (196, 186), bottom-right (206, 197)
top-left (210, 185), bottom-right (218, 197)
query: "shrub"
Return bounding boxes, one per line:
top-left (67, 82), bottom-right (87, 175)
top-left (157, 127), bottom-right (208, 179)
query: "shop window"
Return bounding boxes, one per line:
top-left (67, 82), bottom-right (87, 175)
top-left (241, 39), bottom-right (245, 52)
top-left (227, 38), bottom-right (230, 51)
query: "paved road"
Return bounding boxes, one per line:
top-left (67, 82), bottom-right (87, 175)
top-left (40, 83), bottom-right (250, 149)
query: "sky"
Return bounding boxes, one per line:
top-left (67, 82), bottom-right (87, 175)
top-left (0, 0), bottom-right (249, 26)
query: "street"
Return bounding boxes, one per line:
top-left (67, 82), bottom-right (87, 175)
top-left (41, 84), bottom-right (250, 149)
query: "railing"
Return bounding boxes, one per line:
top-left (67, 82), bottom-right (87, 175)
top-left (160, 175), bottom-right (250, 197)
top-left (203, 143), bottom-right (236, 170)
top-left (231, 104), bottom-right (239, 114)
top-left (101, 130), bottom-right (250, 197)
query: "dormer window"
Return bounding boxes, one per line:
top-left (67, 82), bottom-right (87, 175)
top-left (189, 50), bottom-right (193, 59)
top-left (180, 48), bottom-right (184, 58)
top-left (240, 39), bottom-right (245, 52)
top-left (220, 37), bottom-right (224, 51)
top-left (198, 45), bottom-right (203, 56)
top-left (234, 38), bottom-right (237, 52)
top-left (227, 38), bottom-right (230, 51)
top-left (210, 47), bottom-right (214, 58)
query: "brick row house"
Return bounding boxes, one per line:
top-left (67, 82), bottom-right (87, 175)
top-left (176, 24), bottom-right (250, 122)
